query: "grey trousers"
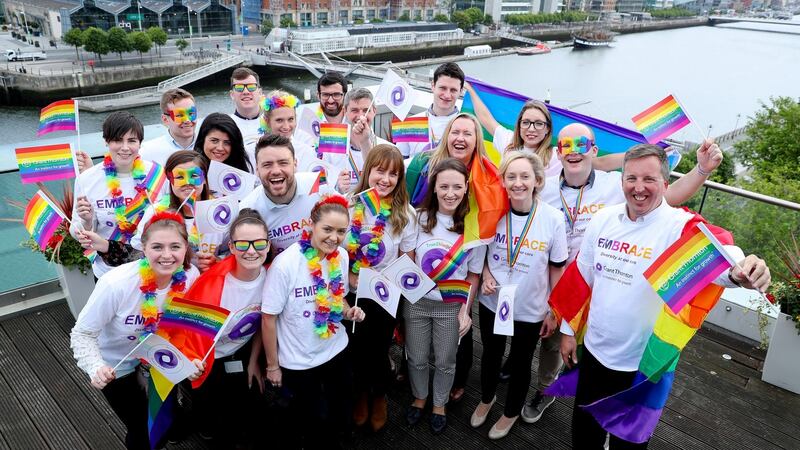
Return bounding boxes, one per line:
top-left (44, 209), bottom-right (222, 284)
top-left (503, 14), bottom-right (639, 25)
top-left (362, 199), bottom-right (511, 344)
top-left (403, 298), bottom-right (461, 408)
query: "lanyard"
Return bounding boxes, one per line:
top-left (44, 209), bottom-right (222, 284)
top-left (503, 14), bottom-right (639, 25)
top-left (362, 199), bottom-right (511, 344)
top-left (347, 151), bottom-right (360, 182)
top-left (505, 202), bottom-right (538, 271)
top-left (559, 177), bottom-right (585, 231)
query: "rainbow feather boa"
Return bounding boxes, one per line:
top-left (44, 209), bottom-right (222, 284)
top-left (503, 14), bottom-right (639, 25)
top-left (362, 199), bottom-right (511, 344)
top-left (346, 199), bottom-right (391, 274)
top-left (138, 258), bottom-right (187, 341)
top-left (299, 230), bottom-right (344, 338)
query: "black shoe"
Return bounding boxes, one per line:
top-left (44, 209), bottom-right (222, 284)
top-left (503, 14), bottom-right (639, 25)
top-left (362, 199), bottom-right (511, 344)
top-left (430, 413), bottom-right (447, 434)
top-left (406, 405), bottom-right (423, 426)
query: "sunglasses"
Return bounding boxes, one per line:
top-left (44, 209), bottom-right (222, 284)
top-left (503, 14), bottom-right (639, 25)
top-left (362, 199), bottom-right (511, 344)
top-left (232, 83), bottom-right (259, 93)
top-left (166, 106), bottom-right (197, 124)
top-left (170, 167), bottom-right (205, 187)
top-left (232, 239), bottom-right (269, 252)
top-left (557, 136), bottom-right (594, 155)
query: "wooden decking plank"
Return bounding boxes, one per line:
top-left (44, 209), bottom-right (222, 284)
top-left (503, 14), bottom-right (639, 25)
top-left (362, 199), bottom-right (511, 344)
top-left (698, 325), bottom-right (766, 362)
top-left (0, 350), bottom-right (48, 450)
top-left (684, 333), bottom-right (763, 379)
top-left (48, 301), bottom-right (77, 336)
top-left (24, 309), bottom-right (128, 445)
top-left (0, 321), bottom-right (88, 449)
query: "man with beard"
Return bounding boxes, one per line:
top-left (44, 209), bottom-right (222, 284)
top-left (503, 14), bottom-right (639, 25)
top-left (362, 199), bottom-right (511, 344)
top-left (140, 88), bottom-right (197, 166)
top-left (316, 72), bottom-right (348, 124)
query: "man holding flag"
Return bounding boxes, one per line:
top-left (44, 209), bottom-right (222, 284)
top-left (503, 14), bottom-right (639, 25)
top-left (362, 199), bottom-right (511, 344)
top-left (550, 144), bottom-right (770, 448)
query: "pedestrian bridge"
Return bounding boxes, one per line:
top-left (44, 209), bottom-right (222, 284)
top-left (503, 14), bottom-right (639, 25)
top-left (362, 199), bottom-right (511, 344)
top-left (708, 16), bottom-right (800, 26)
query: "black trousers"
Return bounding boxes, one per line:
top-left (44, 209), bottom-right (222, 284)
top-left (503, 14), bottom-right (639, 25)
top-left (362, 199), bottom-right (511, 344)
top-left (282, 350), bottom-right (353, 448)
top-left (101, 370), bottom-right (149, 450)
top-left (349, 297), bottom-right (397, 397)
top-left (478, 302), bottom-right (542, 417)
top-left (573, 348), bottom-right (649, 449)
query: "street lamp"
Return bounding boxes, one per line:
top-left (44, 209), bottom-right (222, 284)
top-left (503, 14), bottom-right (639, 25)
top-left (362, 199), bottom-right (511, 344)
top-left (187, 5), bottom-right (194, 48)
top-left (734, 113), bottom-right (741, 131)
top-left (137, 1), bottom-right (143, 31)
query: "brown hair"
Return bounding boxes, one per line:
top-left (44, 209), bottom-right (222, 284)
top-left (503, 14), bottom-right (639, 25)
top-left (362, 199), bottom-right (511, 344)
top-left (160, 88), bottom-right (194, 113)
top-left (418, 158), bottom-right (469, 234)
top-left (255, 133), bottom-right (295, 163)
top-left (624, 144), bottom-right (670, 181)
top-left (429, 113), bottom-right (488, 171)
top-left (231, 67), bottom-right (259, 86)
top-left (509, 100), bottom-right (553, 166)
top-left (165, 150), bottom-right (210, 210)
top-left (141, 212), bottom-right (193, 269)
top-left (230, 208), bottom-right (268, 240)
top-left (351, 144), bottom-right (411, 237)
top-left (309, 195), bottom-right (350, 223)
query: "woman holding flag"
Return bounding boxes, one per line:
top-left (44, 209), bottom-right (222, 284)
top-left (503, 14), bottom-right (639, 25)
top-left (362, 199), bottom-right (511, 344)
top-left (404, 158), bottom-right (486, 434)
top-left (71, 212), bottom-right (202, 449)
top-left (470, 151), bottom-right (568, 439)
top-left (70, 111), bottom-right (169, 279)
top-left (346, 144), bottom-right (416, 432)
top-left (261, 194), bottom-right (366, 448)
top-left (131, 151), bottom-right (226, 272)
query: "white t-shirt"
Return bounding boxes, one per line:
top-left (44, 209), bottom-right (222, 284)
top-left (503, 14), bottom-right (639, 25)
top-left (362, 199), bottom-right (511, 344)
top-left (321, 136), bottom-right (391, 189)
top-left (479, 203), bottom-right (568, 323)
top-left (570, 201), bottom-right (743, 371)
top-left (131, 209), bottom-right (228, 263)
top-left (396, 107), bottom-right (459, 158)
top-left (230, 112), bottom-right (262, 169)
top-left (541, 170), bottom-right (626, 263)
top-left (139, 133), bottom-right (195, 167)
top-left (69, 160), bottom-right (169, 278)
top-left (349, 205), bottom-right (416, 272)
top-left (73, 261), bottom-right (200, 377)
top-left (215, 269), bottom-right (267, 358)
top-left (413, 212), bottom-right (486, 302)
top-left (261, 242), bottom-right (350, 370)
top-left (493, 126), bottom-right (562, 177)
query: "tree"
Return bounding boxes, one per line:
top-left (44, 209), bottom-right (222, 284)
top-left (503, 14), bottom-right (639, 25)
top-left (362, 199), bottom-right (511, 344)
top-left (176, 38), bottom-right (189, 53)
top-left (370, 18), bottom-right (383, 23)
top-left (107, 27), bottom-right (132, 60)
top-left (464, 7), bottom-right (483, 27)
top-left (451, 11), bottom-right (471, 30)
top-left (63, 28), bottom-right (83, 61)
top-left (433, 14), bottom-right (449, 22)
top-left (129, 31), bottom-right (152, 63)
top-left (675, 145), bottom-right (736, 186)
top-left (483, 14), bottom-right (494, 25)
top-left (735, 97), bottom-right (800, 182)
top-left (261, 19), bottom-right (274, 36)
top-left (146, 26), bottom-right (167, 57)
top-left (280, 17), bottom-right (296, 28)
top-left (398, 12), bottom-right (411, 22)
top-left (81, 27), bottom-right (109, 61)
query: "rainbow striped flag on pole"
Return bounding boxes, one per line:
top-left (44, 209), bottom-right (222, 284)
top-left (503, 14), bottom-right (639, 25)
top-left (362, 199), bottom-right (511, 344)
top-left (357, 188), bottom-right (381, 216)
top-left (391, 116), bottom-right (430, 143)
top-left (437, 279), bottom-right (472, 304)
top-left (632, 94), bottom-right (692, 144)
top-left (147, 367), bottom-right (175, 449)
top-left (318, 123), bottom-right (350, 154)
top-left (23, 191), bottom-right (67, 250)
top-left (37, 100), bottom-right (77, 136)
top-left (15, 143), bottom-right (78, 183)
top-left (159, 297), bottom-right (229, 340)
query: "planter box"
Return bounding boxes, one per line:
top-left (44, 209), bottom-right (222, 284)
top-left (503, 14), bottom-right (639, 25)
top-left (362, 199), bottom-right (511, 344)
top-left (706, 287), bottom-right (778, 342)
top-left (56, 265), bottom-right (96, 320)
top-left (762, 312), bottom-right (800, 394)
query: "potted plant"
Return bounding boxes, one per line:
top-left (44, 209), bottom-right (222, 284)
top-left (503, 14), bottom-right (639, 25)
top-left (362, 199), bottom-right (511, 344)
top-left (761, 235), bottom-right (800, 394)
top-left (8, 183), bottom-right (95, 319)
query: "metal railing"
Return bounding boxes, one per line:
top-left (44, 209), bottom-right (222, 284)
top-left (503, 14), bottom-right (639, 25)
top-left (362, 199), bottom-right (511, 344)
top-left (157, 53), bottom-right (250, 91)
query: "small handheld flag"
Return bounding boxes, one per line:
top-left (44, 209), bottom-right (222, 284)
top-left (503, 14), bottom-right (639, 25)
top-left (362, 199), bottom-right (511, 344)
top-left (426, 236), bottom-right (469, 281)
top-left (23, 191), bottom-right (67, 250)
top-left (37, 100), bottom-right (77, 136)
top-left (376, 68), bottom-right (416, 121)
top-left (318, 123), bottom-right (350, 154)
top-left (437, 279), bottom-right (472, 304)
top-left (15, 143), bottom-right (78, 183)
top-left (357, 188), bottom-right (381, 216)
top-left (632, 94), bottom-right (691, 144)
top-left (391, 116), bottom-right (430, 143)
top-left (309, 167), bottom-right (327, 194)
top-left (158, 296), bottom-right (229, 340)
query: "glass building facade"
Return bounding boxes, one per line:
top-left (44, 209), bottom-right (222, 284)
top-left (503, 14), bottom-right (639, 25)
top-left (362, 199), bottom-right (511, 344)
top-left (68, 0), bottom-right (234, 35)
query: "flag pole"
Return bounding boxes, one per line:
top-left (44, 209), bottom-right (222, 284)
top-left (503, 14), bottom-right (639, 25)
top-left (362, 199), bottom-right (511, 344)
top-left (74, 99), bottom-right (83, 175)
top-left (672, 94), bottom-right (708, 142)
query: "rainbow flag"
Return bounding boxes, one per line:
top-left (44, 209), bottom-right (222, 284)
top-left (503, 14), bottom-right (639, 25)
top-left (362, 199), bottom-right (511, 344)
top-left (462, 77), bottom-right (666, 165)
top-left (15, 143), bottom-right (77, 183)
top-left (124, 190), bottom-right (151, 221)
top-left (147, 367), bottom-right (175, 449)
top-left (318, 123), bottom-right (349, 154)
top-left (437, 279), bottom-right (472, 304)
top-left (37, 100), bottom-right (77, 136)
top-left (644, 223), bottom-right (734, 314)
top-left (426, 236), bottom-right (469, 281)
top-left (358, 188), bottom-right (381, 216)
top-left (23, 191), bottom-right (67, 250)
top-left (159, 297), bottom-right (229, 340)
top-left (142, 162), bottom-right (167, 197)
top-left (465, 156), bottom-right (509, 249)
top-left (83, 248), bottom-right (98, 263)
top-left (632, 95), bottom-right (691, 144)
top-left (309, 167), bottom-right (328, 194)
top-left (391, 116), bottom-right (430, 143)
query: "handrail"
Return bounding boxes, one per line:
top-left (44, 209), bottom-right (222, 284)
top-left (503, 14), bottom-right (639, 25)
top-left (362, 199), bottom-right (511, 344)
top-left (670, 170), bottom-right (800, 211)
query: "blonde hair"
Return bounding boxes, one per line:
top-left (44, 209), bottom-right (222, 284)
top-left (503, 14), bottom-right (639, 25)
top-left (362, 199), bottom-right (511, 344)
top-left (351, 144), bottom-right (411, 237)
top-left (499, 150), bottom-right (546, 199)
top-left (429, 113), bottom-right (489, 171)
top-left (508, 100), bottom-right (553, 168)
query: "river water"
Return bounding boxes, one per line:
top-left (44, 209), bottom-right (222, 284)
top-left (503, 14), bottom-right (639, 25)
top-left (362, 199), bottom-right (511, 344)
top-left (1, 19), bottom-right (798, 291)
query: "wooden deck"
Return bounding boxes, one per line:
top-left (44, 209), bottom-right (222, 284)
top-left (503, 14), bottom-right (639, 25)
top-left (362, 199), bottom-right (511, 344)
top-left (1, 300), bottom-right (799, 449)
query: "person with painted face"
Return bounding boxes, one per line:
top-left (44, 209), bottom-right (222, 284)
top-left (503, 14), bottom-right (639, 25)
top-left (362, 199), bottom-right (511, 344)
top-left (71, 213), bottom-right (202, 449)
top-left (470, 151), bottom-right (567, 439)
top-left (71, 111), bottom-right (169, 278)
top-left (257, 89), bottom-right (318, 170)
top-left (345, 144), bottom-right (416, 432)
top-left (131, 151), bottom-right (227, 272)
top-left (316, 72), bottom-right (348, 124)
top-left (261, 195), bottom-right (365, 448)
top-left (404, 158), bottom-right (486, 435)
top-left (396, 62), bottom-right (465, 159)
top-left (228, 67), bottom-right (264, 152)
top-left (194, 112), bottom-right (253, 175)
top-left (140, 88), bottom-right (198, 166)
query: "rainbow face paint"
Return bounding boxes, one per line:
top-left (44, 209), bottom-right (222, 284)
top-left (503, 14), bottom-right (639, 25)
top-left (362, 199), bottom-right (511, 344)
top-left (170, 166), bottom-right (205, 187)
top-left (167, 106), bottom-right (197, 124)
top-left (557, 136), bottom-right (594, 155)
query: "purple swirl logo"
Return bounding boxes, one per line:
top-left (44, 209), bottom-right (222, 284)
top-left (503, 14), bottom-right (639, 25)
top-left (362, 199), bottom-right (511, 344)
top-left (492, 254), bottom-right (500, 261)
top-left (312, 120), bottom-right (320, 137)
top-left (391, 85), bottom-right (405, 106)
top-left (228, 312), bottom-right (260, 340)
top-left (401, 272), bottom-right (420, 290)
top-left (359, 233), bottom-right (386, 264)
top-left (213, 204), bottom-right (232, 226)
top-left (154, 349), bottom-right (178, 369)
top-left (303, 310), bottom-right (311, 318)
top-left (596, 263), bottom-right (602, 272)
top-left (420, 248), bottom-right (447, 274)
top-left (499, 301), bottom-right (511, 322)
top-left (223, 172), bottom-right (242, 191)
top-left (374, 280), bottom-right (390, 303)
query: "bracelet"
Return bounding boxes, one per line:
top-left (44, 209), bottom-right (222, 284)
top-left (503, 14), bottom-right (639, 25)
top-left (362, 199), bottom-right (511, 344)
top-left (697, 165), bottom-right (711, 177)
top-left (266, 366), bottom-right (281, 372)
top-left (728, 271), bottom-right (742, 287)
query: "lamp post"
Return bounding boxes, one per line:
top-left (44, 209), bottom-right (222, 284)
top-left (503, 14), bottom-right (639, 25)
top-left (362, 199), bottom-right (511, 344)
top-left (137, 1), bottom-right (143, 31)
top-left (187, 5), bottom-right (194, 48)
top-left (734, 113), bottom-right (741, 131)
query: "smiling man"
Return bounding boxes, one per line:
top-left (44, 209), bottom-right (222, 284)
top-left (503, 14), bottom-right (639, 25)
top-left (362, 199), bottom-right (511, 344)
top-left (316, 72), bottom-right (348, 124)
top-left (228, 68), bottom-right (264, 153)
top-left (140, 88), bottom-right (197, 166)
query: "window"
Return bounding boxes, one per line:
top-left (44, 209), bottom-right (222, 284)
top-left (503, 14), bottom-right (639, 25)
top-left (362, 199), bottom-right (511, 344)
top-left (367, 9), bottom-right (376, 20)
top-left (301, 12), bottom-right (312, 26)
top-left (317, 12), bottom-right (328, 24)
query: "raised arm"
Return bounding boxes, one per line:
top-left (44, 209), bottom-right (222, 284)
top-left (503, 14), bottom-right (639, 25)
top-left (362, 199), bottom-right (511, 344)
top-left (665, 140), bottom-right (722, 206)
top-left (464, 82), bottom-right (500, 136)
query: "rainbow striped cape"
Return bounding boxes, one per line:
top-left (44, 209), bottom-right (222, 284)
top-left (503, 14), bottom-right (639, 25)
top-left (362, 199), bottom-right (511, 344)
top-left (546, 210), bottom-right (733, 444)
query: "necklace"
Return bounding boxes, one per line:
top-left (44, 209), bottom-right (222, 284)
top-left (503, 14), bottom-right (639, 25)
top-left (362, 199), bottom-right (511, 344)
top-left (299, 230), bottom-right (345, 339)
top-left (103, 154), bottom-right (146, 242)
top-left (138, 258), bottom-right (187, 341)
top-left (346, 198), bottom-right (391, 274)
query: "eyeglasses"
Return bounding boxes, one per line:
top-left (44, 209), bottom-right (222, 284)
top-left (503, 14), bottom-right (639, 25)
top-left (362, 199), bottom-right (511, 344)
top-left (557, 136), bottom-right (594, 155)
top-left (319, 92), bottom-right (344, 100)
top-left (165, 106), bottom-right (197, 124)
top-left (170, 167), bottom-right (205, 187)
top-left (232, 239), bottom-right (269, 252)
top-left (232, 83), bottom-right (259, 93)
top-left (520, 120), bottom-right (548, 131)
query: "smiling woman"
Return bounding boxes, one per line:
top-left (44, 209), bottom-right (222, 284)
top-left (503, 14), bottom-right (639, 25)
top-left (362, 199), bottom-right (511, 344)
top-left (194, 112), bottom-right (252, 173)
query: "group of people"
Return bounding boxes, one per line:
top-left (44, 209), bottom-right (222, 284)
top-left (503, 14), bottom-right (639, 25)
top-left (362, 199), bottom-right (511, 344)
top-left (69, 63), bottom-right (771, 450)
